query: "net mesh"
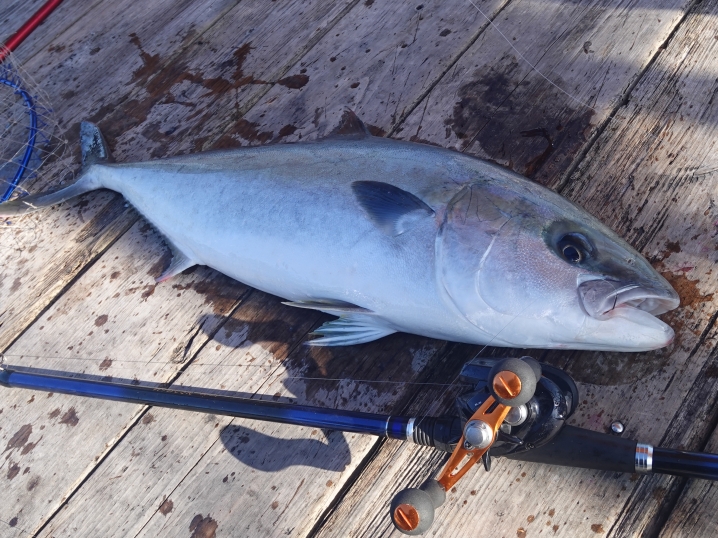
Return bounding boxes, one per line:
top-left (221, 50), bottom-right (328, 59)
top-left (0, 50), bottom-right (69, 202)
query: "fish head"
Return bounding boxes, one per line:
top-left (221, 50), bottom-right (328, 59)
top-left (437, 178), bottom-right (679, 351)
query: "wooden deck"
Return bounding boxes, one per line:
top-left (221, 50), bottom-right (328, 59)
top-left (1, 0), bottom-right (717, 536)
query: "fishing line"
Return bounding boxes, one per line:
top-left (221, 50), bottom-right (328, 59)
top-left (1, 353), bottom-right (470, 389)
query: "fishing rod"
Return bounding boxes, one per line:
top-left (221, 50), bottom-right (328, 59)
top-left (2, 355), bottom-right (717, 535)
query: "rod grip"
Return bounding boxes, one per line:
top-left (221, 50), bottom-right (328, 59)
top-left (504, 425), bottom-right (637, 473)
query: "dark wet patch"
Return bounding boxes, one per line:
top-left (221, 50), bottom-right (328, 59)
top-left (447, 58), bottom-right (595, 184)
top-left (189, 514), bottom-right (218, 538)
top-left (129, 33), bottom-right (162, 84)
top-left (440, 29), bottom-right (451, 37)
top-left (48, 408), bottom-right (61, 419)
top-left (661, 271), bottom-right (713, 308)
top-left (591, 523), bottom-right (605, 534)
top-left (520, 128), bottom-right (554, 178)
top-left (191, 274), bottom-right (247, 314)
top-left (141, 284), bottom-right (157, 300)
top-left (60, 407), bottom-right (79, 427)
top-left (21, 438), bottom-right (41, 455)
top-left (6, 461), bottom-right (20, 480)
top-left (142, 413), bottom-right (155, 425)
top-left (99, 358), bottom-right (113, 371)
top-left (8, 517), bottom-right (17, 527)
top-left (110, 271), bottom-right (121, 280)
top-left (277, 74), bottom-right (309, 89)
top-left (277, 124), bottom-right (297, 138)
top-left (10, 278), bottom-right (21, 293)
top-left (27, 475), bottom-right (40, 491)
top-left (159, 498), bottom-right (173, 515)
top-left (366, 124), bottom-right (387, 137)
top-left (4, 424), bottom-right (32, 452)
top-left (652, 486), bottom-right (667, 501)
top-left (149, 248), bottom-right (174, 280)
top-left (212, 119), bottom-right (273, 148)
top-left (95, 314), bottom-right (109, 327)
top-left (561, 348), bottom-right (671, 386)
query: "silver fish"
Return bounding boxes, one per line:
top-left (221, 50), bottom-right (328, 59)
top-left (0, 112), bottom-right (679, 351)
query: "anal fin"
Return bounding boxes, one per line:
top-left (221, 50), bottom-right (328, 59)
top-left (308, 316), bottom-right (396, 347)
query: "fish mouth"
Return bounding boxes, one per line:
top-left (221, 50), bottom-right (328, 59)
top-left (577, 276), bottom-right (680, 321)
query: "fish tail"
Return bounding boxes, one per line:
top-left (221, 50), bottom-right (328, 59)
top-left (0, 121), bottom-right (111, 217)
top-left (0, 173), bottom-right (101, 217)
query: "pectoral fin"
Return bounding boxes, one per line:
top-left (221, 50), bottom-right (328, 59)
top-left (352, 180), bottom-right (434, 236)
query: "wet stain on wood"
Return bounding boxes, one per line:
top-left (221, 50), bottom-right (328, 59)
top-left (562, 347), bottom-right (672, 386)
top-left (189, 514), bottom-right (218, 538)
top-left (276, 74), bottom-right (309, 89)
top-left (447, 61), bottom-right (594, 182)
top-left (661, 271), bottom-right (713, 308)
top-left (4, 424), bottom-right (32, 452)
top-left (60, 407), bottom-right (80, 427)
top-left (6, 461), bottom-right (20, 480)
top-left (159, 498), bottom-right (174, 515)
top-left (99, 358), bottom-right (113, 371)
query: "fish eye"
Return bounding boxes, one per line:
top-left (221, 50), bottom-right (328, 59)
top-left (557, 233), bottom-right (591, 264)
top-left (562, 244), bottom-right (582, 262)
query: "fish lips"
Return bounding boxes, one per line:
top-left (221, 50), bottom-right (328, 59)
top-left (577, 276), bottom-right (680, 321)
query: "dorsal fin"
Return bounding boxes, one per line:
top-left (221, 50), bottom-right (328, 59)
top-left (328, 109), bottom-right (371, 139)
top-left (80, 121), bottom-right (113, 168)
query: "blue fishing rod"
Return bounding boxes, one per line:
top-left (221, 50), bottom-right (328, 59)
top-left (2, 355), bottom-right (717, 535)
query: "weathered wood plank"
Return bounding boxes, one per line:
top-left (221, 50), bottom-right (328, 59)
top-left (312, 0), bottom-right (718, 535)
top-left (199, 0), bottom-right (512, 146)
top-left (0, 0), bottom-right (241, 352)
top-left (397, 0), bottom-right (694, 188)
top-left (34, 293), bottom-right (451, 537)
top-left (0, 220), bottom-right (250, 536)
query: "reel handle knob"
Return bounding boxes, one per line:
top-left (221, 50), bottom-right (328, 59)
top-left (390, 479), bottom-right (445, 535)
top-left (488, 356), bottom-right (541, 406)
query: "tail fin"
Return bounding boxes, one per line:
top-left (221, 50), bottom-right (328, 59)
top-left (0, 122), bottom-right (111, 217)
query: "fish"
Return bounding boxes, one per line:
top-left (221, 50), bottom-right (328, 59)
top-left (0, 111), bottom-right (679, 351)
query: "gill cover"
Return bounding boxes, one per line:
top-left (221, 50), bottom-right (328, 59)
top-left (437, 182), bottom-right (514, 331)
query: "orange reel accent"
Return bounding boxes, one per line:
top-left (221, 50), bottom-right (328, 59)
top-left (436, 394), bottom-right (511, 491)
top-left (493, 370), bottom-right (522, 400)
top-left (393, 504), bottom-right (420, 532)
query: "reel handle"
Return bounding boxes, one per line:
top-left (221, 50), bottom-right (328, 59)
top-left (390, 357), bottom-right (541, 535)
